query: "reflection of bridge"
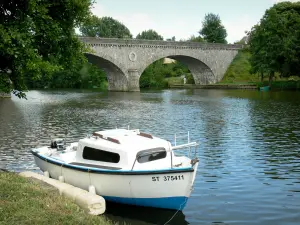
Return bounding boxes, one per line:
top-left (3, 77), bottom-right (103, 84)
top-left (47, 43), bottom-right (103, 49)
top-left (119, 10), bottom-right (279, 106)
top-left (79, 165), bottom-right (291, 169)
top-left (79, 37), bottom-right (243, 92)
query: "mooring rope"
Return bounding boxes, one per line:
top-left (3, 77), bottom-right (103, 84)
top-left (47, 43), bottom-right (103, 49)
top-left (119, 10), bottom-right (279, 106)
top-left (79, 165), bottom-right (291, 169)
top-left (163, 197), bottom-right (188, 225)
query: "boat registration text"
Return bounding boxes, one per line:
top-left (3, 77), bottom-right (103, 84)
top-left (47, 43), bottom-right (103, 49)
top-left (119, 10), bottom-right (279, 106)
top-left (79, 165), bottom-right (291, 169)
top-left (152, 175), bottom-right (184, 182)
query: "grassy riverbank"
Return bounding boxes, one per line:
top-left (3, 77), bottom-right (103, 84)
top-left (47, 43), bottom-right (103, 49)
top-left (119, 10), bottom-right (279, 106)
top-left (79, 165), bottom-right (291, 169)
top-left (220, 50), bottom-right (255, 84)
top-left (220, 50), bottom-right (300, 90)
top-left (167, 50), bottom-right (300, 90)
top-left (0, 171), bottom-right (115, 225)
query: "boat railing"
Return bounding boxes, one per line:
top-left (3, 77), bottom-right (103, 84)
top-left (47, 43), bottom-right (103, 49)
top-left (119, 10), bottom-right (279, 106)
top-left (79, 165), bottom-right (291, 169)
top-left (172, 132), bottom-right (199, 159)
top-left (171, 142), bottom-right (199, 150)
top-left (115, 124), bottom-right (131, 130)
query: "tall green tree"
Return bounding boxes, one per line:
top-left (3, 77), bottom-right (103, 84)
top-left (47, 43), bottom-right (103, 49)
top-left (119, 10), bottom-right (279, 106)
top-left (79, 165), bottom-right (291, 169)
top-left (248, 1), bottom-right (300, 84)
top-left (199, 13), bottom-right (227, 44)
top-left (80, 16), bottom-right (132, 38)
top-left (0, 0), bottom-right (92, 98)
top-left (136, 29), bottom-right (163, 40)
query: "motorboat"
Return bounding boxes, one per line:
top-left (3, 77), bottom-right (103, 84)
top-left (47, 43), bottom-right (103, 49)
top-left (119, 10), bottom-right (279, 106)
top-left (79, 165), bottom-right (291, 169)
top-left (31, 128), bottom-right (199, 210)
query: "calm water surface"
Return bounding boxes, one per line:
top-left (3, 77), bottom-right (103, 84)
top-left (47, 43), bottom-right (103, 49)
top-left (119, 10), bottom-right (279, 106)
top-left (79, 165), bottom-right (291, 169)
top-left (0, 89), bottom-right (300, 225)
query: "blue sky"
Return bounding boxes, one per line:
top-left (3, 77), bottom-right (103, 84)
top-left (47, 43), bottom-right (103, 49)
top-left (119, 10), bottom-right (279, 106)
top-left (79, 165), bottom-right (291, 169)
top-left (91, 0), bottom-right (296, 43)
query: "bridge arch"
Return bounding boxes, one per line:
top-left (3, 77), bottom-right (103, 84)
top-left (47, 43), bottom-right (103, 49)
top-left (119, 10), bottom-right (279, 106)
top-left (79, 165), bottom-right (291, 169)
top-left (79, 37), bottom-right (242, 91)
top-left (139, 54), bottom-right (216, 85)
top-left (84, 53), bottom-right (129, 91)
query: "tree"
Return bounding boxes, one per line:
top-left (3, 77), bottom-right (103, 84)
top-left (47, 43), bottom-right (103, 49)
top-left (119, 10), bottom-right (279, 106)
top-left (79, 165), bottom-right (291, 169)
top-left (199, 13), bottom-right (227, 44)
top-left (188, 35), bottom-right (205, 43)
top-left (80, 16), bottom-right (132, 38)
top-left (0, 0), bottom-right (92, 98)
top-left (234, 32), bottom-right (250, 45)
top-left (166, 36), bottom-right (176, 41)
top-left (136, 29), bottom-right (163, 40)
top-left (248, 1), bottom-right (300, 85)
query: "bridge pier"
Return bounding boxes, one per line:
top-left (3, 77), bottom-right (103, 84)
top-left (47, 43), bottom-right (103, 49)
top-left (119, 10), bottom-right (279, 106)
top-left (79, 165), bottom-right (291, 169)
top-left (127, 69), bottom-right (140, 92)
top-left (189, 67), bottom-right (216, 85)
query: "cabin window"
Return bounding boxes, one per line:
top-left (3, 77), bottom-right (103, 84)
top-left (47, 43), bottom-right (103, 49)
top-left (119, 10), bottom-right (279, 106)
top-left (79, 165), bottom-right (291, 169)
top-left (82, 146), bottom-right (120, 163)
top-left (137, 148), bottom-right (167, 163)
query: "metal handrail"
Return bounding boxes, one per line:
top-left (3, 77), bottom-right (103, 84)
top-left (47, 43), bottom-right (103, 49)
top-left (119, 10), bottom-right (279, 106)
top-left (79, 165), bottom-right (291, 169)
top-left (174, 131), bottom-right (190, 146)
top-left (171, 142), bottom-right (199, 150)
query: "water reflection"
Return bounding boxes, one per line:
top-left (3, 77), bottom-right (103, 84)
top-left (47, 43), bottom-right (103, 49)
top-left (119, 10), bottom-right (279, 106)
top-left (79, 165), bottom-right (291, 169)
top-left (105, 202), bottom-right (189, 225)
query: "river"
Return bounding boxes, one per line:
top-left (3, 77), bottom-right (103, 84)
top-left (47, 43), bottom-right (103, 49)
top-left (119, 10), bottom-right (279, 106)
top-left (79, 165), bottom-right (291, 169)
top-left (0, 89), bottom-right (300, 225)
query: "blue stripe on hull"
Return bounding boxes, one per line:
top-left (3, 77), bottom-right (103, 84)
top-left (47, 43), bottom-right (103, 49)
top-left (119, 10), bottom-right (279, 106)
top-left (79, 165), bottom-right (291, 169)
top-left (103, 196), bottom-right (188, 210)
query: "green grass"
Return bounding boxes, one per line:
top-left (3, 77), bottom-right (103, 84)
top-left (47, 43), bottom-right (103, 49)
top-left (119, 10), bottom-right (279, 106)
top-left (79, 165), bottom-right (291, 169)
top-left (219, 50), bottom-right (300, 90)
top-left (220, 50), bottom-right (259, 84)
top-left (165, 74), bottom-right (195, 86)
top-left (0, 172), bottom-right (116, 225)
top-left (165, 77), bottom-right (183, 86)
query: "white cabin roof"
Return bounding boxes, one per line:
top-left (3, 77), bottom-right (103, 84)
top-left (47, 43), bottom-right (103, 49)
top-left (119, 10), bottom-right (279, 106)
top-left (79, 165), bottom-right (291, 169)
top-left (79, 129), bottom-right (171, 154)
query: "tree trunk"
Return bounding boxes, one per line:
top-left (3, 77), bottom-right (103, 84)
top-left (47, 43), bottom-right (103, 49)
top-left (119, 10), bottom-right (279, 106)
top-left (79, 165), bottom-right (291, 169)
top-left (260, 72), bottom-right (264, 82)
top-left (269, 71), bottom-right (274, 87)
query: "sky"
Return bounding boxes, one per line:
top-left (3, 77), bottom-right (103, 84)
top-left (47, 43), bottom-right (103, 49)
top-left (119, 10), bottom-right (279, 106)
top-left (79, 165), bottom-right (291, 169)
top-left (90, 0), bottom-right (298, 43)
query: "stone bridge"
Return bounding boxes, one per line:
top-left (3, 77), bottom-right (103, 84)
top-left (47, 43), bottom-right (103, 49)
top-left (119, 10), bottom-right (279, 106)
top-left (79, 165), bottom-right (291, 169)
top-left (79, 37), bottom-right (243, 91)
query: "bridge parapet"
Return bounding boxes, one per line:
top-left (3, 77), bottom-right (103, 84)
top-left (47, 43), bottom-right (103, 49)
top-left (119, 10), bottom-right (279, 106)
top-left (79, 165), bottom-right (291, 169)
top-left (78, 37), bottom-right (244, 50)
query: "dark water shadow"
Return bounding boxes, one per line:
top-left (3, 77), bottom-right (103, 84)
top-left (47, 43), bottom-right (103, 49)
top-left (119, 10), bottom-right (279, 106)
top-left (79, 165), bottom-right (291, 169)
top-left (104, 201), bottom-right (189, 225)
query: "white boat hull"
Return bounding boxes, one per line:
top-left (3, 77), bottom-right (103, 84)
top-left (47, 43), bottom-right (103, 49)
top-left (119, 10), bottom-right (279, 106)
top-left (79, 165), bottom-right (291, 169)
top-left (32, 152), bottom-right (198, 210)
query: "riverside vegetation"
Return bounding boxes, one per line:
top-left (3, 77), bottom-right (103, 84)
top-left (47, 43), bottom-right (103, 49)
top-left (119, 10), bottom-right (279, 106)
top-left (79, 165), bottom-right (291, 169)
top-left (220, 50), bottom-right (300, 90)
top-left (0, 171), bottom-right (115, 225)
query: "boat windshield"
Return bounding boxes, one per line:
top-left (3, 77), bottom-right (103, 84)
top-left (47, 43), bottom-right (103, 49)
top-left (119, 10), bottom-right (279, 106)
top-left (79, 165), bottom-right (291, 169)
top-left (136, 148), bottom-right (167, 163)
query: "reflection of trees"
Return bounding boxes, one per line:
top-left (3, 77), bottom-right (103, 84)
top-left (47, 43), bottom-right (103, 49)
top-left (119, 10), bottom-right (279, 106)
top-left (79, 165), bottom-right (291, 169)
top-left (191, 90), bottom-right (232, 160)
top-left (187, 89), bottom-right (255, 183)
top-left (247, 91), bottom-right (300, 180)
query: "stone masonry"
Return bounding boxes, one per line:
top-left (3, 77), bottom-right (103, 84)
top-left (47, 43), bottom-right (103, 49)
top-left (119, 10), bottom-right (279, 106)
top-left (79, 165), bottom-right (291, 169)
top-left (79, 37), bottom-right (243, 91)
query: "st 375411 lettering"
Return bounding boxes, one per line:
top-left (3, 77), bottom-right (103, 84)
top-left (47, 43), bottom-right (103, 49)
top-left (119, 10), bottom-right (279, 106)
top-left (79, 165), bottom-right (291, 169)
top-left (152, 175), bottom-right (184, 181)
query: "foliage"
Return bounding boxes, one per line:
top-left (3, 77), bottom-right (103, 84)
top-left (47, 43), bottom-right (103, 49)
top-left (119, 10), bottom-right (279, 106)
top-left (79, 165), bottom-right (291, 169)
top-left (135, 29), bottom-right (194, 88)
top-left (140, 59), bottom-right (192, 89)
top-left (136, 29), bottom-right (163, 40)
top-left (0, 0), bottom-right (93, 98)
top-left (80, 15), bottom-right (132, 38)
top-left (140, 60), bottom-right (167, 88)
top-left (199, 13), bottom-right (227, 44)
top-left (248, 1), bottom-right (300, 83)
top-left (234, 34), bottom-right (249, 45)
top-left (0, 172), bottom-right (114, 225)
top-left (165, 74), bottom-right (195, 86)
top-left (221, 50), bottom-right (255, 83)
top-left (77, 63), bottom-right (107, 89)
top-left (257, 80), bottom-right (300, 90)
top-left (166, 36), bottom-right (176, 41)
top-left (188, 35), bottom-right (205, 42)
top-left (78, 15), bottom-right (133, 91)
top-left (27, 62), bottom-right (107, 90)
top-left (186, 73), bottom-right (195, 84)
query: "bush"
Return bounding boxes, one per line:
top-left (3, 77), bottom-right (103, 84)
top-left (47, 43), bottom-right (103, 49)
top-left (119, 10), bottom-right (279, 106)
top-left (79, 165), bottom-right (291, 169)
top-left (140, 59), bottom-right (192, 89)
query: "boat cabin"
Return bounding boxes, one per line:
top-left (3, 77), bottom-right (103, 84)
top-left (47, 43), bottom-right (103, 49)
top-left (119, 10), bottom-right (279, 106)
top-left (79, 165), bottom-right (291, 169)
top-left (71, 129), bottom-right (181, 171)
